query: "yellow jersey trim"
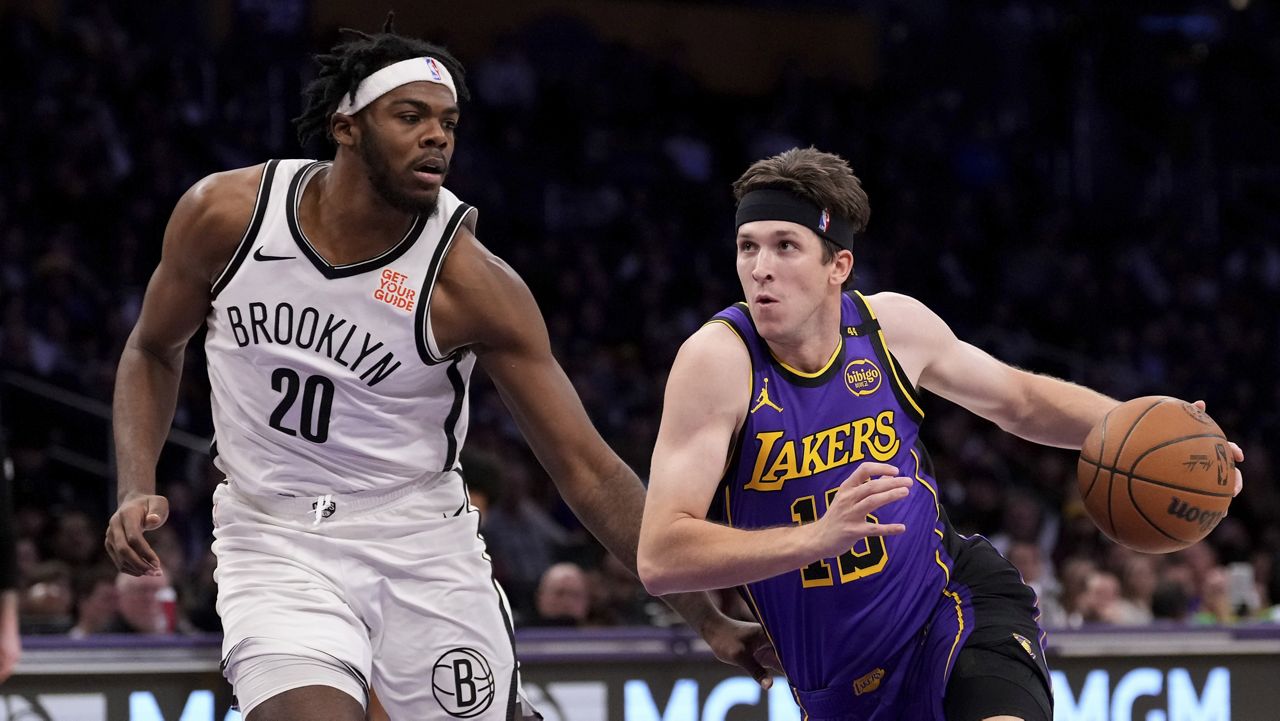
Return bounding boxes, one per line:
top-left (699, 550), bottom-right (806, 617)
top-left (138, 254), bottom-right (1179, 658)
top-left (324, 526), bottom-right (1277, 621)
top-left (770, 336), bottom-right (843, 378)
top-left (942, 588), bottom-right (966, 673)
top-left (853, 292), bottom-right (926, 419)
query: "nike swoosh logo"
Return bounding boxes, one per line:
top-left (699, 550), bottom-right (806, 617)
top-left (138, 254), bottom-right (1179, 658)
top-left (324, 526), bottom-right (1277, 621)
top-left (253, 248), bottom-right (296, 262)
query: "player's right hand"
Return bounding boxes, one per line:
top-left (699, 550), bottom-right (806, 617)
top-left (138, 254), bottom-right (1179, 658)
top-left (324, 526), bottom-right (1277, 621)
top-left (811, 462), bottom-right (912, 559)
top-left (105, 492), bottom-right (170, 576)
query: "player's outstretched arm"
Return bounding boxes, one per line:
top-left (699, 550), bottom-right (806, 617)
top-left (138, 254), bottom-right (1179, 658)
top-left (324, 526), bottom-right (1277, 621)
top-left (107, 166), bottom-right (262, 577)
top-left (433, 234), bottom-right (780, 684)
top-left (433, 232), bottom-right (656, 571)
top-left (871, 291), bottom-right (1119, 450)
top-left (637, 323), bottom-right (911, 596)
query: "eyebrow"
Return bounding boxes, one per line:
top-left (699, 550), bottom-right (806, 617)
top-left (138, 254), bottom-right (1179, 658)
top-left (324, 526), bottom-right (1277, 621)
top-left (737, 228), bottom-right (801, 239)
top-left (388, 98), bottom-right (460, 115)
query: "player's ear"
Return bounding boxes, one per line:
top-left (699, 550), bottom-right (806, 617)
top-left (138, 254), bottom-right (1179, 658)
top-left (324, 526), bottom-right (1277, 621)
top-left (832, 248), bottom-right (854, 287)
top-left (331, 112), bottom-right (358, 149)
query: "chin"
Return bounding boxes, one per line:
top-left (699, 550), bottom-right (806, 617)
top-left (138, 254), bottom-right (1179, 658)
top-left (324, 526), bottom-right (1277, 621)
top-left (751, 313), bottom-right (787, 339)
top-left (386, 188), bottom-right (439, 216)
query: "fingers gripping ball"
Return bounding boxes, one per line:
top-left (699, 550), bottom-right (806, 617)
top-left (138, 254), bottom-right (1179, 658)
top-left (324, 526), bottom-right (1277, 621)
top-left (1078, 397), bottom-right (1234, 554)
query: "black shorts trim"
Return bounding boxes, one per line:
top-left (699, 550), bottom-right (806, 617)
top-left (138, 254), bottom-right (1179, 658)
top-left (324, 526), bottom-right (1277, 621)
top-left (945, 642), bottom-right (1052, 721)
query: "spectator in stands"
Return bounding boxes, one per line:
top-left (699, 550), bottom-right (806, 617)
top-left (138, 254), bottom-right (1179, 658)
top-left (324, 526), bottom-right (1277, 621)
top-left (1151, 580), bottom-right (1191, 623)
top-left (68, 565), bottom-right (119, 638)
top-left (528, 562), bottom-right (592, 627)
top-left (1262, 552), bottom-right (1280, 623)
top-left (587, 553), bottom-right (653, 627)
top-left (48, 509), bottom-right (100, 567)
top-left (1192, 567), bottom-right (1238, 626)
top-left (19, 561), bottom-right (73, 634)
top-left (115, 571), bottom-right (188, 635)
top-left (480, 461), bottom-right (570, 620)
top-left (1113, 553), bottom-right (1157, 625)
top-left (1007, 541), bottom-right (1064, 627)
top-left (1057, 557), bottom-right (1098, 628)
top-left (1079, 571), bottom-right (1124, 625)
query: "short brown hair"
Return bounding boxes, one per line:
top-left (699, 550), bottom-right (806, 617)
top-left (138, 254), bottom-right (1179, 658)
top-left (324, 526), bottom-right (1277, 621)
top-left (733, 147), bottom-right (870, 262)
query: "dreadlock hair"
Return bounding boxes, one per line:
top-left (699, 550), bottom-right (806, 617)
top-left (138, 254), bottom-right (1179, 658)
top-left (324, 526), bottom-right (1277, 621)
top-left (294, 12), bottom-right (471, 147)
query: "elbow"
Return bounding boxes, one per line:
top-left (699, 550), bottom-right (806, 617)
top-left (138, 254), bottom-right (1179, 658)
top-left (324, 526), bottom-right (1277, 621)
top-left (636, 539), bottom-right (678, 596)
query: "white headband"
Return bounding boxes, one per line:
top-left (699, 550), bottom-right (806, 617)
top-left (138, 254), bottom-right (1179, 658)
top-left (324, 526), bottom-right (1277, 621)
top-left (334, 56), bottom-right (458, 115)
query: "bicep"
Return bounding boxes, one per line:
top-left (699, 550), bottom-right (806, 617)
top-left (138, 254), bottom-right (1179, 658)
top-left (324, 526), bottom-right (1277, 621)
top-left (481, 341), bottom-right (612, 476)
top-left (472, 276), bottom-right (616, 480)
top-left (126, 170), bottom-right (256, 362)
top-left (646, 330), bottom-right (748, 522)
top-left (878, 292), bottom-right (1030, 424)
top-left (919, 337), bottom-right (1028, 421)
top-left (128, 257), bottom-right (211, 362)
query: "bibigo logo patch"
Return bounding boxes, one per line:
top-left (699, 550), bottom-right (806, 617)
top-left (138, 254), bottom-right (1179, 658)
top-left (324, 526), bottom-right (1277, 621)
top-left (844, 359), bottom-right (882, 397)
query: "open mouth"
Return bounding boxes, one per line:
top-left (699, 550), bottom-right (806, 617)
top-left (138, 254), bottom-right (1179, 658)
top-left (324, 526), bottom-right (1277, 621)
top-left (755, 294), bottom-right (779, 306)
top-left (413, 157), bottom-right (447, 183)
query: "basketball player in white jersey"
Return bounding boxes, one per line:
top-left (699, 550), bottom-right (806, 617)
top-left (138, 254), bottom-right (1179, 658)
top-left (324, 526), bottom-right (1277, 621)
top-left (105, 21), bottom-right (776, 721)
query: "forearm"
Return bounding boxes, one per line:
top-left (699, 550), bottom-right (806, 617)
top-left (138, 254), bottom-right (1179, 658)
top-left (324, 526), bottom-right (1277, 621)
top-left (113, 344), bottom-right (185, 501)
top-left (640, 515), bottom-right (817, 596)
top-left (1005, 372), bottom-right (1119, 449)
top-left (557, 460), bottom-right (731, 629)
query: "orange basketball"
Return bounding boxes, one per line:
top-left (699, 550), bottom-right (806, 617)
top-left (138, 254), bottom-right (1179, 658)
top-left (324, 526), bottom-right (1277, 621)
top-left (1077, 396), bottom-right (1234, 554)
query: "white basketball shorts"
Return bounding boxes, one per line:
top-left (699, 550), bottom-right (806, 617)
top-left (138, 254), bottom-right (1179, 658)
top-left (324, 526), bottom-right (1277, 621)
top-left (212, 472), bottom-right (540, 719)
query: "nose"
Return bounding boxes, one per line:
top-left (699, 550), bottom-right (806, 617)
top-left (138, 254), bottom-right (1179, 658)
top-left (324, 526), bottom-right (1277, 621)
top-left (420, 119), bottom-right (448, 148)
top-left (750, 251), bottom-right (773, 283)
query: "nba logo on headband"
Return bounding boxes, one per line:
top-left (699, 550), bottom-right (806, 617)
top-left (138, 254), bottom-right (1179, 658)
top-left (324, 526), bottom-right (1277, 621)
top-left (425, 57), bottom-right (443, 82)
top-left (818, 209), bottom-right (831, 232)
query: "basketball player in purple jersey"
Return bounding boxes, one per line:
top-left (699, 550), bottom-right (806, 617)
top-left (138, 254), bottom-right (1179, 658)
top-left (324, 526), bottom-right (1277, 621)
top-left (638, 148), bottom-right (1243, 720)
top-left (104, 19), bottom-right (774, 721)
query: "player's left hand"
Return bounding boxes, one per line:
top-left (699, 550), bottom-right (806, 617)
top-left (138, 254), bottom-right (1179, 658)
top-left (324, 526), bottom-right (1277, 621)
top-left (700, 616), bottom-right (782, 690)
top-left (1193, 400), bottom-right (1243, 497)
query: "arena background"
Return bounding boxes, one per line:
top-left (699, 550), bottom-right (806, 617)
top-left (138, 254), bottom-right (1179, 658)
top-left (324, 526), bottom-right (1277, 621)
top-left (1, 0), bottom-right (1278, 719)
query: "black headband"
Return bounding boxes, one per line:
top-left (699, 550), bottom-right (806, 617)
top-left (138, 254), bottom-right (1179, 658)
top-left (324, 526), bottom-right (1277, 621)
top-left (735, 188), bottom-right (856, 250)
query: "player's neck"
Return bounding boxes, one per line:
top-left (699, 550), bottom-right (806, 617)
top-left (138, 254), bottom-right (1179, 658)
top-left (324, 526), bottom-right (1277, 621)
top-left (764, 301), bottom-right (842, 374)
top-left (302, 162), bottom-right (417, 261)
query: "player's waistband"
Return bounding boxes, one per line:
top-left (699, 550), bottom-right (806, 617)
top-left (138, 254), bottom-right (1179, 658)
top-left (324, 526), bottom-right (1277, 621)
top-left (791, 634), bottom-right (919, 719)
top-left (219, 470), bottom-right (463, 522)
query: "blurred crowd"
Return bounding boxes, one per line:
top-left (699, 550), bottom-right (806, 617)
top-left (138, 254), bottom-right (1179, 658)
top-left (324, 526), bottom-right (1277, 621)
top-left (2, 0), bottom-right (1279, 641)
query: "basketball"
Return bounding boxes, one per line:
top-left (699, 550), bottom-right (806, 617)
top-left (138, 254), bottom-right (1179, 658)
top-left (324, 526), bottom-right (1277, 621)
top-left (1077, 396), bottom-right (1234, 554)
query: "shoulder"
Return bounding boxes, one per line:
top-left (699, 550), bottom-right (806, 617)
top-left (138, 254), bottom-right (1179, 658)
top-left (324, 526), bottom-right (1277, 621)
top-left (681, 319), bottom-right (751, 364)
top-left (431, 227), bottom-right (542, 354)
top-left (861, 291), bottom-right (957, 379)
top-left (659, 321), bottom-right (753, 430)
top-left (861, 291), bottom-right (948, 340)
top-left (861, 291), bottom-right (928, 321)
top-left (168, 163), bottom-right (270, 283)
top-left (670, 321), bottom-right (752, 395)
top-left (436, 227), bottom-right (526, 316)
top-left (176, 164), bottom-right (266, 238)
top-left (438, 225), bottom-right (517, 287)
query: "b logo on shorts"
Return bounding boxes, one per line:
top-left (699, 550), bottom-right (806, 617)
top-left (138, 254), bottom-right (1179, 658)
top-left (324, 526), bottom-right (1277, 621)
top-left (432, 647), bottom-right (495, 718)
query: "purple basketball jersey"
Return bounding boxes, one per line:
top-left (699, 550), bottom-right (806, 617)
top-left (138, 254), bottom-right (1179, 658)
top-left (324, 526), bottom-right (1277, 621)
top-left (707, 292), bottom-right (973, 719)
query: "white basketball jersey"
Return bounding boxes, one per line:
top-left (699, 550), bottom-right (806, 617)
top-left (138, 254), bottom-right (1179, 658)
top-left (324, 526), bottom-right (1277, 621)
top-left (205, 159), bottom-right (476, 498)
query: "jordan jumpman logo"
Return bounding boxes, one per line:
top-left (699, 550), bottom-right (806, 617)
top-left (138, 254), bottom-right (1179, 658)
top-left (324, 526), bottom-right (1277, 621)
top-left (750, 377), bottom-right (784, 414)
